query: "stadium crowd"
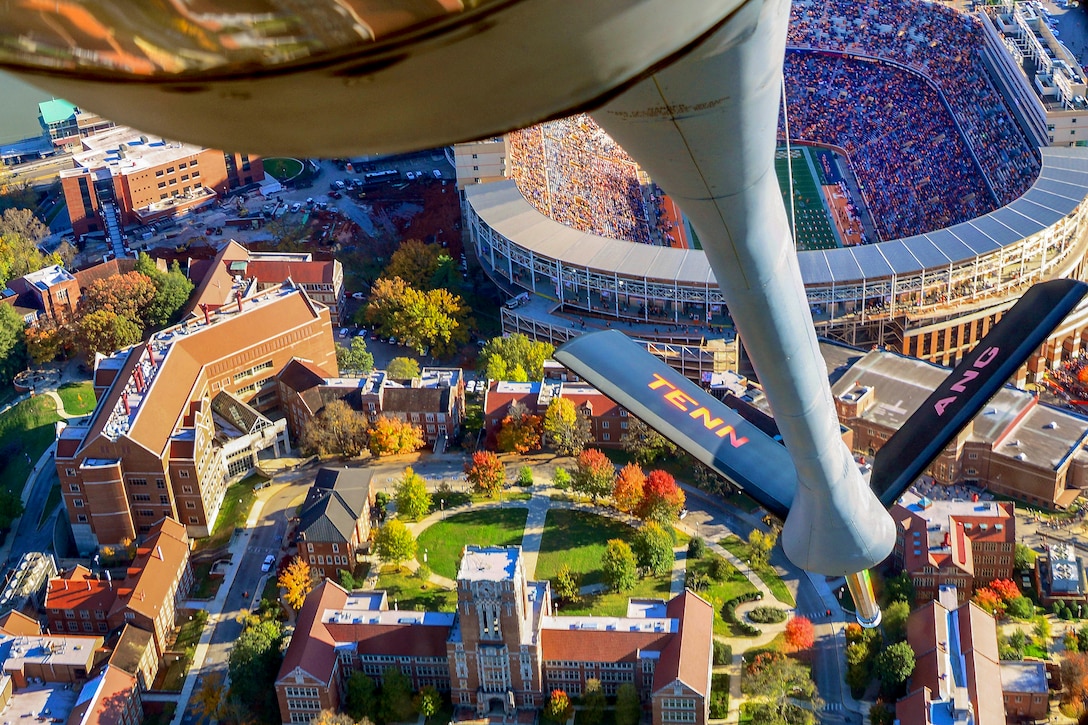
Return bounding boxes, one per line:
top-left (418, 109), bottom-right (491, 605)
top-left (506, 0), bottom-right (1039, 247)
top-left (782, 51), bottom-right (993, 241)
top-left (788, 0), bottom-right (1038, 205)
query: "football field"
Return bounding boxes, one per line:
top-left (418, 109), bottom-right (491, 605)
top-left (774, 147), bottom-right (839, 251)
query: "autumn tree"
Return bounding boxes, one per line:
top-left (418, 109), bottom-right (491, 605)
top-left (0, 208), bottom-right (47, 243)
top-left (301, 400), bottom-right (370, 457)
top-left (466, 450), bottom-right (505, 497)
top-left (572, 448), bottom-right (614, 502)
top-left (612, 463), bottom-right (646, 514)
top-left (278, 556), bottom-right (316, 611)
top-left (414, 685), bottom-right (442, 719)
top-left (621, 417), bottom-right (677, 466)
top-left (971, 587), bottom-right (1006, 618)
top-left (544, 690), bottom-right (574, 723)
top-left (365, 276), bottom-right (471, 356)
top-left (80, 270), bottom-right (157, 326)
top-left (308, 711), bottom-right (357, 725)
top-left (1061, 651), bottom-right (1088, 713)
top-left (989, 578), bottom-right (1021, 602)
top-left (386, 356), bottom-right (420, 380)
top-left (638, 469), bottom-right (686, 523)
top-left (478, 333), bottom-right (554, 382)
top-left (375, 519), bottom-right (417, 566)
top-left (602, 539), bottom-right (638, 592)
top-left (554, 564), bottom-right (581, 603)
top-left (24, 320), bottom-right (63, 365)
top-left (633, 521), bottom-right (675, 577)
top-left (394, 467), bottom-right (432, 522)
top-left (74, 309), bottom-right (141, 357)
top-left (193, 670), bottom-right (228, 721)
top-left (542, 397), bottom-right (591, 456)
top-left (336, 337), bottom-right (375, 374)
top-left (368, 415), bottom-right (426, 456)
top-left (746, 528), bottom-right (777, 569)
top-left (383, 239), bottom-right (443, 289)
top-left (785, 616), bottom-right (816, 651)
top-left (496, 401), bottom-right (542, 454)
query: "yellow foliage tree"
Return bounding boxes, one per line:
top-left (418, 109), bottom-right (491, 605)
top-left (368, 415), bottom-right (426, 457)
top-left (278, 556), bottom-right (316, 611)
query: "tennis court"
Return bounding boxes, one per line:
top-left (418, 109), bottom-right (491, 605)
top-left (774, 147), bottom-right (839, 251)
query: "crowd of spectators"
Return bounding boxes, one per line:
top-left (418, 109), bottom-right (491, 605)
top-left (782, 51), bottom-right (993, 241)
top-left (506, 0), bottom-right (1040, 247)
top-left (508, 115), bottom-right (653, 244)
top-left (788, 0), bottom-right (1038, 205)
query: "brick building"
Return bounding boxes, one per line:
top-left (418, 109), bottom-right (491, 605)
top-left (1001, 661), bottom-right (1050, 722)
top-left (890, 491), bottom-right (1015, 605)
top-left (830, 348), bottom-right (1088, 509)
top-left (276, 546), bottom-right (712, 725)
top-left (1033, 541), bottom-right (1087, 609)
top-left (55, 283), bottom-right (336, 551)
top-left (483, 380), bottom-right (627, 447)
top-left (297, 468), bottom-right (373, 581)
top-left (66, 665), bottom-right (142, 725)
top-left (60, 126), bottom-right (262, 239)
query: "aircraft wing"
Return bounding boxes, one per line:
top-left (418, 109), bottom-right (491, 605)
top-left (553, 330), bottom-right (796, 518)
top-left (870, 279), bottom-right (1088, 507)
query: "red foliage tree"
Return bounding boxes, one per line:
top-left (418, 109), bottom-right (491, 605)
top-left (971, 587), bottom-right (1006, 617)
top-left (784, 616), bottom-right (816, 651)
top-left (543, 690), bottom-right (574, 723)
top-left (637, 470), bottom-right (686, 523)
top-left (572, 448), bottom-right (615, 501)
top-left (496, 410), bottom-right (542, 454)
top-left (612, 463), bottom-right (646, 513)
top-left (988, 578), bottom-right (1021, 603)
top-left (1061, 651), bottom-right (1088, 712)
top-left (466, 450), bottom-right (506, 497)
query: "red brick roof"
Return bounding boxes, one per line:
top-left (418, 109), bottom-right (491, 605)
top-left (331, 623), bottom-right (450, 658)
top-left (110, 518), bottom-right (189, 621)
top-left (73, 258), bottom-right (136, 290)
top-left (248, 259), bottom-right (335, 286)
top-left (45, 566), bottom-right (117, 613)
top-left (655, 591), bottom-right (713, 696)
top-left (277, 580), bottom-right (349, 686)
top-left (541, 628), bottom-right (670, 663)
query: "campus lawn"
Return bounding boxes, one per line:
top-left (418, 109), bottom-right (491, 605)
top-left (376, 565), bottom-right (458, 612)
top-left (57, 381), bottom-right (97, 415)
top-left (37, 484), bottom-right (60, 527)
top-left (416, 508), bottom-right (529, 580)
top-left (0, 394), bottom-right (62, 499)
top-left (263, 157), bottom-right (304, 181)
top-left (720, 535), bottom-right (796, 606)
top-left (196, 472), bottom-right (268, 552)
top-left (556, 574), bottom-right (673, 617)
top-left (687, 555), bottom-right (760, 637)
top-left (535, 509), bottom-right (637, 585)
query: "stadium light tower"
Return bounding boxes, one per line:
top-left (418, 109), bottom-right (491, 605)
top-left (5, 0), bottom-right (1079, 627)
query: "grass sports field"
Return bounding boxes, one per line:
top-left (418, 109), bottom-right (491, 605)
top-left (774, 147), bottom-right (839, 252)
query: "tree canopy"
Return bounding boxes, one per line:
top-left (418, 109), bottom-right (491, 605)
top-left (542, 397), bottom-right (591, 456)
top-left (80, 270), bottom-right (157, 326)
top-left (601, 539), bottom-right (637, 592)
top-left (0, 231), bottom-right (63, 288)
top-left (278, 556), bottom-right (315, 611)
top-left (466, 450), bottom-right (505, 497)
top-left (572, 448), bottom-right (614, 502)
top-left (228, 617), bottom-right (285, 723)
top-left (496, 401), bottom-right (542, 454)
top-left (633, 521), bottom-right (674, 577)
top-left (74, 309), bottom-right (141, 358)
top-left (382, 239), bottom-right (443, 289)
top-left (386, 356), bottom-right (420, 380)
top-left (375, 519), bottom-right (416, 566)
top-left (365, 276), bottom-right (471, 356)
top-left (336, 337), bottom-right (375, 374)
top-left (637, 470), bottom-right (685, 523)
top-left (621, 417), bottom-right (676, 466)
top-left (368, 416), bottom-right (426, 457)
top-left (135, 253), bottom-right (194, 328)
top-left (0, 303), bottom-right (27, 384)
top-left (612, 463), bottom-right (646, 514)
top-left (478, 333), bottom-right (554, 382)
top-left (874, 641), bottom-right (916, 694)
top-left (394, 467), bottom-right (432, 522)
top-left (301, 400), bottom-right (370, 457)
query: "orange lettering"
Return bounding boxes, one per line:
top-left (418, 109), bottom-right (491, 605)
top-left (689, 408), bottom-right (724, 430)
top-left (715, 425), bottom-right (750, 448)
top-left (664, 389), bottom-right (695, 411)
top-left (648, 373), bottom-right (675, 391)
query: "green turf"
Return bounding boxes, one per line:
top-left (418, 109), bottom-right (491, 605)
top-left (774, 147), bottom-right (839, 252)
top-left (720, 536), bottom-right (796, 606)
top-left (57, 381), bottom-right (97, 416)
top-left (376, 565), bottom-right (458, 612)
top-left (262, 157), bottom-right (304, 182)
top-left (0, 394), bottom-right (61, 499)
top-left (416, 508), bottom-right (529, 580)
top-left (38, 484), bottom-right (60, 528)
top-left (196, 473), bottom-right (267, 552)
top-left (687, 554), bottom-right (761, 636)
top-left (555, 574), bottom-right (673, 617)
top-left (535, 509), bottom-right (637, 586)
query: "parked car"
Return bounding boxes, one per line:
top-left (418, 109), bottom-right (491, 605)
top-left (406, 171), bottom-right (418, 180)
top-left (351, 292), bottom-right (366, 300)
top-left (432, 169), bottom-right (442, 178)
top-left (290, 202), bottom-right (302, 212)
top-left (261, 554), bottom-right (276, 572)
top-left (355, 329), bottom-right (368, 339)
top-left (338, 327), bottom-right (349, 337)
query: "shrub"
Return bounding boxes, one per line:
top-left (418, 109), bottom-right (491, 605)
top-left (713, 640), bottom-right (733, 666)
top-left (709, 554), bottom-right (732, 582)
top-left (517, 465), bottom-right (534, 487)
top-left (687, 536), bottom-right (706, 560)
top-left (552, 467), bottom-right (572, 490)
top-left (748, 606), bottom-right (788, 624)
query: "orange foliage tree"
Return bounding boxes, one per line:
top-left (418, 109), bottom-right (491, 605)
top-left (971, 587), bottom-right (1006, 617)
top-left (988, 578), bottom-right (1021, 602)
top-left (278, 556), bottom-right (315, 611)
top-left (466, 450), bottom-right (506, 497)
top-left (638, 470), bottom-right (686, 523)
top-left (612, 463), bottom-right (646, 513)
top-left (496, 402), bottom-right (542, 454)
top-left (784, 616), bottom-right (816, 651)
top-left (1061, 651), bottom-right (1088, 713)
top-left (572, 448), bottom-right (615, 502)
top-left (367, 415), bottom-right (426, 456)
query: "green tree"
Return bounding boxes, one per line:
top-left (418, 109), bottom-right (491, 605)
top-left (193, 671), bottom-right (228, 721)
top-left (0, 490), bottom-right (25, 533)
top-left (552, 467), bottom-right (572, 490)
top-left (366, 276), bottom-right (471, 356)
top-left (135, 254), bottom-right (194, 328)
top-left (386, 356), bottom-right (421, 380)
top-left (477, 333), bottom-right (554, 381)
top-left (395, 467), bottom-right (432, 522)
top-left (345, 672), bottom-right (380, 722)
top-left (1015, 543), bottom-right (1038, 571)
top-left (633, 521), bottom-right (674, 576)
top-left (742, 651), bottom-right (821, 722)
top-left (688, 536), bottom-right (706, 560)
top-left (572, 448), bottom-right (614, 502)
top-left (869, 702), bottom-right (894, 725)
top-left (544, 690), bottom-right (574, 723)
top-left (336, 337), bottom-right (375, 373)
top-left (883, 570), bottom-right (915, 605)
top-left (301, 400), bottom-right (370, 457)
top-left (747, 529), bottom-right (776, 569)
top-left (227, 618), bottom-right (284, 723)
top-left (414, 685), bottom-right (442, 719)
top-left (380, 667), bottom-right (416, 723)
top-left (517, 465), bottom-right (534, 486)
top-left (621, 417), bottom-right (676, 466)
top-left (542, 397), bottom-right (591, 456)
top-left (602, 539), bottom-right (638, 592)
top-left (874, 641), bottom-right (916, 694)
top-left (74, 309), bottom-right (141, 358)
top-left (466, 450), bottom-right (505, 497)
top-left (0, 229), bottom-right (62, 287)
top-left (1006, 596), bottom-right (1035, 619)
top-left (615, 684), bottom-right (641, 725)
top-left (580, 679), bottom-right (606, 725)
top-left (881, 600), bottom-right (911, 643)
top-left (554, 564), bottom-right (580, 603)
top-left (0, 303), bottom-right (27, 384)
top-left (375, 519), bottom-right (417, 567)
top-left (1033, 615), bottom-right (1052, 648)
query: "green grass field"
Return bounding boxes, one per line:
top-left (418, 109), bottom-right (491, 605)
top-left (774, 147), bottom-right (839, 252)
top-left (535, 509), bottom-right (637, 585)
top-left (376, 565), bottom-right (458, 612)
top-left (0, 394), bottom-right (62, 500)
top-left (720, 535), bottom-right (796, 606)
top-left (262, 157), bottom-right (304, 182)
top-left (57, 381), bottom-right (97, 416)
top-left (687, 554), bottom-right (761, 636)
top-left (557, 574), bottom-right (673, 617)
top-left (416, 508), bottom-right (529, 580)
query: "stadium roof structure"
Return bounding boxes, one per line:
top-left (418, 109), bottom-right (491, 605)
top-left (467, 146), bottom-right (1088, 289)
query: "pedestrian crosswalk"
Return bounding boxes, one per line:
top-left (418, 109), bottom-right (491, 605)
top-left (823, 702), bottom-right (844, 712)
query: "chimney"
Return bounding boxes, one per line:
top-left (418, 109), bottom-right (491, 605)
top-left (86, 580), bottom-right (91, 591)
top-left (200, 303), bottom-right (210, 325)
top-left (236, 289), bottom-right (244, 313)
top-left (64, 580), bottom-right (68, 590)
top-left (105, 570), bottom-right (112, 588)
top-left (122, 392), bottom-right (130, 416)
top-left (146, 343), bottom-right (156, 366)
top-left (133, 366), bottom-right (144, 393)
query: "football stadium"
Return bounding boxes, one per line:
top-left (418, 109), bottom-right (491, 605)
top-left (464, 0), bottom-right (1088, 382)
